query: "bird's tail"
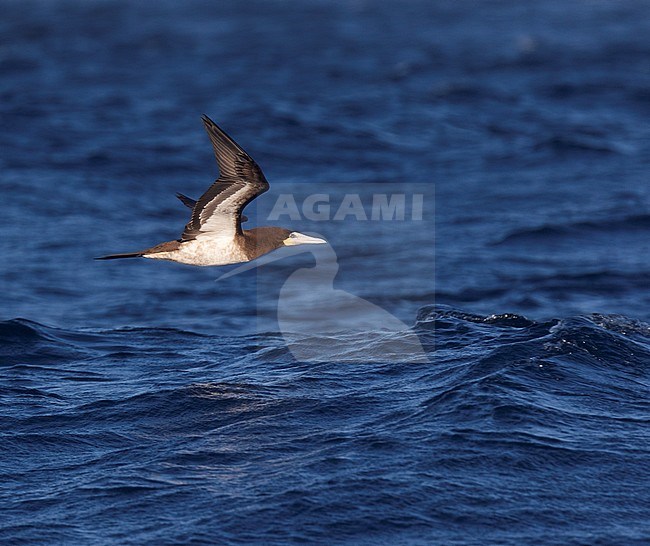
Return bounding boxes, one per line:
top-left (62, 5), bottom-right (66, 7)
top-left (94, 251), bottom-right (144, 260)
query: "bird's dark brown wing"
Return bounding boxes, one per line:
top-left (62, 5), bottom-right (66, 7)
top-left (181, 115), bottom-right (269, 241)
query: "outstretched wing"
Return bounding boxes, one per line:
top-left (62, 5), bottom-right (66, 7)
top-left (181, 115), bottom-right (269, 241)
top-left (176, 192), bottom-right (197, 209)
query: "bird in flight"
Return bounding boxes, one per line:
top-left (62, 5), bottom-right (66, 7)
top-left (96, 115), bottom-right (326, 266)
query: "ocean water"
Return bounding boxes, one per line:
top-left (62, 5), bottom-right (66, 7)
top-left (1, 1), bottom-right (649, 544)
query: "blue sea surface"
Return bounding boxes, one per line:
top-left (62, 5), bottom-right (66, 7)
top-left (1, 1), bottom-right (650, 544)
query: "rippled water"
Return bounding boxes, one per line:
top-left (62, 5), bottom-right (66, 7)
top-left (3, 310), bottom-right (649, 544)
top-left (2, 1), bottom-right (650, 544)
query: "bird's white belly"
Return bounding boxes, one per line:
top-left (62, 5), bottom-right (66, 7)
top-left (145, 238), bottom-right (249, 266)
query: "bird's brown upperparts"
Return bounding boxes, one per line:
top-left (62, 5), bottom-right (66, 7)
top-left (96, 115), bottom-right (326, 266)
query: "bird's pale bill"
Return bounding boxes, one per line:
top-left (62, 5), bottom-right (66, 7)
top-left (283, 232), bottom-right (327, 246)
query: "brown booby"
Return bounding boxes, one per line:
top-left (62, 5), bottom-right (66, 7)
top-left (96, 115), bottom-right (326, 266)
